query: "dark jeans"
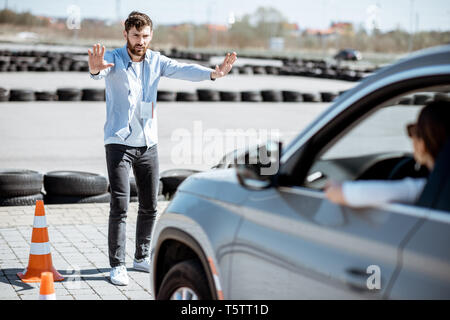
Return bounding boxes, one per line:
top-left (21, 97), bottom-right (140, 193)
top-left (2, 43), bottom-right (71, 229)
top-left (105, 143), bottom-right (159, 267)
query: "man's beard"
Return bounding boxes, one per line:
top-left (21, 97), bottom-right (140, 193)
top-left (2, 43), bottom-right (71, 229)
top-left (127, 38), bottom-right (148, 57)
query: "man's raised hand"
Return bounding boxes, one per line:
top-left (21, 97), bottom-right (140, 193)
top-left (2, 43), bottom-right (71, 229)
top-left (211, 52), bottom-right (237, 80)
top-left (88, 43), bottom-right (114, 75)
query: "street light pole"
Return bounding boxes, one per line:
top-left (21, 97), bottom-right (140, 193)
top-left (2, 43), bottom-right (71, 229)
top-left (408, 0), bottom-right (415, 52)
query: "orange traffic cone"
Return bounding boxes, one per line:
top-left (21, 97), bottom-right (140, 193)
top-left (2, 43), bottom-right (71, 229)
top-left (17, 200), bottom-right (64, 283)
top-left (39, 272), bottom-right (56, 300)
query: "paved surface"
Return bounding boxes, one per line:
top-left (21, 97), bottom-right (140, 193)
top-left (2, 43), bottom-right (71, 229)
top-left (0, 201), bottom-right (169, 300)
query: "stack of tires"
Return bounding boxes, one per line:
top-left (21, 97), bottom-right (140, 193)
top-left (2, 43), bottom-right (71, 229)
top-left (0, 170), bottom-right (44, 206)
top-left (0, 168), bottom-right (170, 206)
top-left (43, 171), bottom-right (110, 204)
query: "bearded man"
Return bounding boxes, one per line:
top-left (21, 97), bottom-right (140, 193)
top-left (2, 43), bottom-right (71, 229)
top-left (88, 11), bottom-right (237, 286)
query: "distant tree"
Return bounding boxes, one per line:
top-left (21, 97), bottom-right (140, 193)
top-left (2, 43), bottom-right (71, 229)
top-left (0, 8), bottom-right (49, 26)
top-left (229, 14), bottom-right (258, 48)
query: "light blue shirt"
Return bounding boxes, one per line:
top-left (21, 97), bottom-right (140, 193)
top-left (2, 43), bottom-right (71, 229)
top-left (90, 44), bottom-right (214, 148)
top-left (104, 60), bottom-right (147, 147)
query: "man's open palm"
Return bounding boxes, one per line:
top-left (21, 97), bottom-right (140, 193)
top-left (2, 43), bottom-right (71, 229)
top-left (211, 52), bottom-right (237, 79)
top-left (88, 43), bottom-right (114, 74)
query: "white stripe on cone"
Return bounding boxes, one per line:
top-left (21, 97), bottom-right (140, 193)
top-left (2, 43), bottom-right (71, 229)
top-left (30, 242), bottom-right (51, 255)
top-left (39, 293), bottom-right (56, 300)
top-left (33, 216), bottom-right (47, 228)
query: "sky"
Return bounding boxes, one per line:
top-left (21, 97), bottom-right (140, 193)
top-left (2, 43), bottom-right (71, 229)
top-left (3, 0), bottom-right (450, 32)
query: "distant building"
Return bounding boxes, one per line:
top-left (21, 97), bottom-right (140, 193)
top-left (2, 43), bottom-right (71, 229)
top-left (205, 24), bottom-right (228, 32)
top-left (304, 21), bottom-right (354, 37)
top-left (282, 22), bottom-right (300, 36)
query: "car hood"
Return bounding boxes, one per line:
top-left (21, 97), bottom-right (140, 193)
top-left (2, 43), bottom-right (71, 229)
top-left (177, 168), bottom-right (250, 205)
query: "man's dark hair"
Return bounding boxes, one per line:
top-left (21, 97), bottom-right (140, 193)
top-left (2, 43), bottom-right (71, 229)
top-left (124, 11), bottom-right (153, 32)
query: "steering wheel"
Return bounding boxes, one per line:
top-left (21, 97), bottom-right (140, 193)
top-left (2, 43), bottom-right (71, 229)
top-left (387, 156), bottom-right (429, 180)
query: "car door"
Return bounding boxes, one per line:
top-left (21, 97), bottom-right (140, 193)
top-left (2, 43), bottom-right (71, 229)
top-left (387, 139), bottom-right (450, 299)
top-left (229, 184), bottom-right (426, 299)
top-left (387, 208), bottom-right (450, 299)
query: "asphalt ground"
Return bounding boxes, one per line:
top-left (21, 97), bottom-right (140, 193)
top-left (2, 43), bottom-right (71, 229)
top-left (0, 72), bottom-right (355, 300)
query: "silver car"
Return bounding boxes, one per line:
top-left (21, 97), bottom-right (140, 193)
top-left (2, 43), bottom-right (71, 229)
top-left (150, 45), bottom-right (450, 300)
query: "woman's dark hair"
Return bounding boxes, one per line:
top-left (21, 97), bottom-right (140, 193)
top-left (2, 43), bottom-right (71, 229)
top-left (124, 11), bottom-right (153, 32)
top-left (417, 100), bottom-right (450, 160)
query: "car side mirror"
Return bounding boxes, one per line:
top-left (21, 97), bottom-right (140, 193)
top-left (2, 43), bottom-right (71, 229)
top-left (235, 140), bottom-right (282, 190)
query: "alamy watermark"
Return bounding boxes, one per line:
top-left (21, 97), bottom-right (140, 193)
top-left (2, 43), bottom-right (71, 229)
top-left (170, 121), bottom-right (281, 175)
top-left (366, 265), bottom-right (381, 290)
top-left (64, 265), bottom-right (81, 289)
top-left (66, 5), bottom-right (81, 30)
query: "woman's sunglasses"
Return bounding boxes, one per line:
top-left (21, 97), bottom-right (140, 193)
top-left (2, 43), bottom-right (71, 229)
top-left (406, 123), bottom-right (418, 138)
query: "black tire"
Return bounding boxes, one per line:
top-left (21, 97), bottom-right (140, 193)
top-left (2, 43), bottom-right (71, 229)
top-left (157, 90), bottom-right (176, 102)
top-left (0, 169), bottom-right (43, 197)
top-left (157, 259), bottom-right (211, 300)
top-left (239, 66), bottom-right (253, 75)
top-left (0, 87), bottom-right (9, 102)
top-left (413, 93), bottom-right (433, 105)
top-left (176, 92), bottom-right (198, 102)
top-left (81, 88), bottom-right (105, 101)
top-left (219, 91), bottom-right (240, 102)
top-left (0, 193), bottom-right (44, 207)
top-left (302, 92), bottom-right (320, 102)
top-left (323, 69), bottom-right (337, 79)
top-left (57, 88), bottom-right (82, 101)
top-left (252, 66), bottom-right (266, 75)
top-left (44, 192), bottom-right (111, 204)
top-left (59, 62), bottom-right (71, 72)
top-left (264, 66), bottom-right (279, 75)
top-left (320, 92), bottom-right (338, 102)
top-left (79, 64), bottom-right (90, 72)
top-left (69, 61), bottom-right (83, 72)
top-left (196, 89), bottom-right (220, 102)
top-left (282, 90), bottom-right (303, 102)
top-left (229, 67), bottom-right (239, 75)
top-left (35, 65), bottom-right (52, 72)
top-left (9, 89), bottom-right (35, 101)
top-left (17, 64), bottom-right (28, 72)
top-left (44, 171), bottom-right (108, 196)
top-left (261, 90), bottom-right (283, 102)
top-left (35, 91), bottom-right (57, 101)
top-left (160, 169), bottom-right (200, 196)
top-left (158, 179), bottom-right (163, 195)
top-left (241, 91), bottom-right (262, 102)
top-left (434, 93), bottom-right (450, 102)
top-left (398, 96), bottom-right (414, 105)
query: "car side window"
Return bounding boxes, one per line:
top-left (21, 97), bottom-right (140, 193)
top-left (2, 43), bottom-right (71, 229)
top-left (303, 92), bottom-right (439, 190)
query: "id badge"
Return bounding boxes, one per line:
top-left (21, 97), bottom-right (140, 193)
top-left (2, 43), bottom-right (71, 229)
top-left (140, 101), bottom-right (154, 120)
